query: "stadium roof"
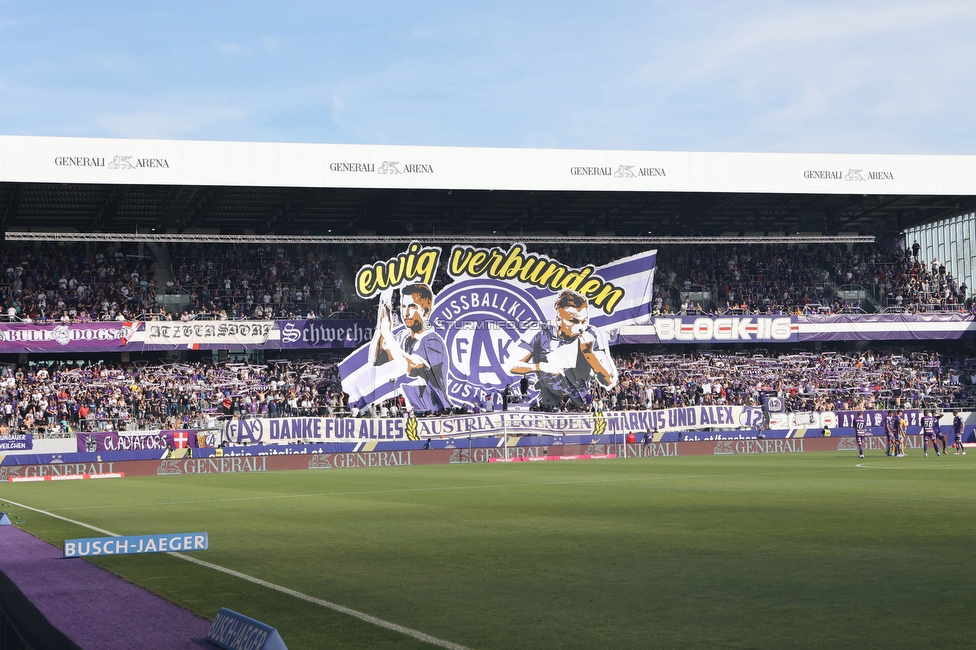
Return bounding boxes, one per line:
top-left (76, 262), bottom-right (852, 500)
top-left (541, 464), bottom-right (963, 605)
top-left (0, 135), bottom-right (973, 238)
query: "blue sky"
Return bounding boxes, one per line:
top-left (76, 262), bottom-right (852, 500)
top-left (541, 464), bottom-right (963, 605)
top-left (1, 1), bottom-right (975, 153)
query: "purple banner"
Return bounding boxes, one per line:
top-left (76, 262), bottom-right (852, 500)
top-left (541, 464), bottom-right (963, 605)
top-left (76, 430), bottom-right (197, 453)
top-left (836, 409), bottom-right (922, 429)
top-left (0, 322), bottom-right (131, 353)
top-left (798, 313), bottom-right (976, 341)
top-left (278, 320), bottom-right (374, 349)
top-left (0, 434), bottom-right (31, 451)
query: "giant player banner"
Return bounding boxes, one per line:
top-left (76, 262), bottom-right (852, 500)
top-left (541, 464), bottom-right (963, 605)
top-left (338, 242), bottom-right (657, 411)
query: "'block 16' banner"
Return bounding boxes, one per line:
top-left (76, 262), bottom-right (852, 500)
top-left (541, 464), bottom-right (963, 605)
top-left (339, 242), bottom-right (656, 413)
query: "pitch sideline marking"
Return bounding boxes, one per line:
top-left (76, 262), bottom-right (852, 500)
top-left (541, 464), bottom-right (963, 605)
top-left (0, 498), bottom-right (471, 650)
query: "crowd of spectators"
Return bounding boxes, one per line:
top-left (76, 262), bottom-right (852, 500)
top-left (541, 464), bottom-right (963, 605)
top-left (605, 350), bottom-right (968, 413)
top-left (166, 244), bottom-right (353, 320)
top-left (0, 358), bottom-right (348, 436)
top-left (0, 242), bottom-right (157, 323)
top-left (654, 243), bottom-right (972, 315)
top-left (872, 243), bottom-right (967, 311)
top-left (1, 348), bottom-right (975, 437)
top-left (1, 240), bottom-right (971, 323)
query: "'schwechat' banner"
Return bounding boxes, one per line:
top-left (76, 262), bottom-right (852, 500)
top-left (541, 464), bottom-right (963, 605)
top-left (339, 242), bottom-right (656, 412)
top-left (77, 430), bottom-right (198, 453)
top-left (278, 319), bottom-right (375, 348)
top-left (221, 406), bottom-right (763, 445)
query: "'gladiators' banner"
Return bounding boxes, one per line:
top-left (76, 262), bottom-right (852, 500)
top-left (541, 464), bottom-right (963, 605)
top-left (76, 430), bottom-right (198, 453)
top-left (339, 242), bottom-right (657, 411)
top-left (222, 406), bottom-right (763, 445)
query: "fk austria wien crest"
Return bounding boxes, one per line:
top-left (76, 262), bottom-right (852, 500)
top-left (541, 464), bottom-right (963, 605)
top-left (339, 242), bottom-right (657, 412)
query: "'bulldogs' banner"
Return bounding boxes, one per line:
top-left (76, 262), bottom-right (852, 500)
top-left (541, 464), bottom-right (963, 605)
top-left (77, 430), bottom-right (198, 453)
top-left (339, 242), bottom-right (656, 412)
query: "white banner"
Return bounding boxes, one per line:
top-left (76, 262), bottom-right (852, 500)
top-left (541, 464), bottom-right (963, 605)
top-left (222, 405), bottom-right (765, 445)
top-left (141, 321), bottom-right (274, 349)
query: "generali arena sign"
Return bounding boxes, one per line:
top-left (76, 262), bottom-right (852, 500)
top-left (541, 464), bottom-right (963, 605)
top-left (3, 134), bottom-right (976, 195)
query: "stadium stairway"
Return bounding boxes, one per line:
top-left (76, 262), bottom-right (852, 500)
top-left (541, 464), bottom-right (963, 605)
top-left (151, 243), bottom-right (191, 313)
top-left (333, 255), bottom-right (370, 313)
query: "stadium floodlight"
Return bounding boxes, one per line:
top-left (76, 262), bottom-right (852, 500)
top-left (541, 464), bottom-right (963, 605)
top-left (2, 232), bottom-right (875, 245)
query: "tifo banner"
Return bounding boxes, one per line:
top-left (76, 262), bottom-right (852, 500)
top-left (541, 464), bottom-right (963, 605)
top-left (0, 322), bottom-right (130, 352)
top-left (222, 405), bottom-right (762, 445)
top-left (278, 319), bottom-right (375, 348)
top-left (0, 434), bottom-right (31, 451)
top-left (614, 315), bottom-right (798, 344)
top-left (339, 242), bottom-right (656, 412)
top-left (76, 430), bottom-right (197, 453)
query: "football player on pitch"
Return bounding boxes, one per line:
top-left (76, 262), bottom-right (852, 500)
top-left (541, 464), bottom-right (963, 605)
top-left (884, 410), bottom-right (896, 457)
top-left (934, 411), bottom-right (949, 456)
top-left (922, 410), bottom-right (939, 457)
top-left (952, 410), bottom-right (966, 455)
top-left (854, 410), bottom-right (867, 459)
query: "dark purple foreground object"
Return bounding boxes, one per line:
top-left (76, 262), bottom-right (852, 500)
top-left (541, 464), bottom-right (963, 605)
top-left (0, 525), bottom-right (212, 649)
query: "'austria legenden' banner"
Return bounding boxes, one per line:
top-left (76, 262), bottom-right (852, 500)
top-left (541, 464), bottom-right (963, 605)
top-left (339, 242), bottom-right (656, 411)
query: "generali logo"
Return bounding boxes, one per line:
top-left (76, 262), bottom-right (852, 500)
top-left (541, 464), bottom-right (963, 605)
top-left (54, 155), bottom-right (170, 169)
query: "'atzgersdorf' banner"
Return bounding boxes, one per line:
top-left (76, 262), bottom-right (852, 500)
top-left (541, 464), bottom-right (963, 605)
top-left (339, 242), bottom-right (656, 412)
top-left (222, 406), bottom-right (763, 445)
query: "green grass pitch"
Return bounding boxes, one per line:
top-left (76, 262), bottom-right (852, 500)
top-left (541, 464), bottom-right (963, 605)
top-left (2, 453), bottom-right (975, 649)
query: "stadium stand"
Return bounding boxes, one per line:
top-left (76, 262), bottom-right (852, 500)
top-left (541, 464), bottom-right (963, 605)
top-left (0, 348), bottom-right (973, 437)
top-left (0, 240), bottom-right (973, 438)
top-left (0, 240), bottom-right (966, 324)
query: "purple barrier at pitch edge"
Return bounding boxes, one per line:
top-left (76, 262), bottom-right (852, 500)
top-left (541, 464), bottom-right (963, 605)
top-left (0, 525), bottom-right (211, 649)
